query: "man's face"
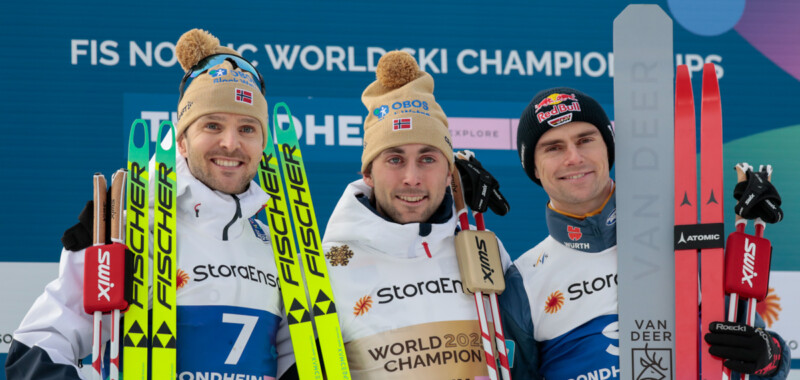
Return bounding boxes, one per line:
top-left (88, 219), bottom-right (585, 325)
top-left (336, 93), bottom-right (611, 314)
top-left (364, 144), bottom-right (452, 224)
top-left (178, 112), bottom-right (264, 194)
top-left (534, 121), bottom-right (612, 215)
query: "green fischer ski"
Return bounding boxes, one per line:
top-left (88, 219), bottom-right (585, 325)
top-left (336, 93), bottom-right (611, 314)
top-left (153, 120), bottom-right (178, 379)
top-left (123, 119), bottom-right (150, 379)
top-left (259, 113), bottom-right (324, 380)
top-left (272, 102), bottom-right (350, 379)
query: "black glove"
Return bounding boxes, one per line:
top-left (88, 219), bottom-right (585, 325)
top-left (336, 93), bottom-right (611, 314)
top-left (454, 151), bottom-right (509, 216)
top-left (733, 165), bottom-right (783, 223)
top-left (705, 321), bottom-right (782, 376)
top-left (61, 200), bottom-right (95, 251)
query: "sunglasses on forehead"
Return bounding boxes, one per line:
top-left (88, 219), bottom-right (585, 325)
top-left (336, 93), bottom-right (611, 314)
top-left (178, 53), bottom-right (266, 101)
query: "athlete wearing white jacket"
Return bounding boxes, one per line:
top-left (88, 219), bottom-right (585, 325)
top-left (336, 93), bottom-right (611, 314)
top-left (6, 153), bottom-right (294, 380)
top-left (7, 28), bottom-right (296, 380)
top-left (322, 179), bottom-right (510, 379)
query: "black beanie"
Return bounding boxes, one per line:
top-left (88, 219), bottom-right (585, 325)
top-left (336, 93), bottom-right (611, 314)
top-left (517, 87), bottom-right (614, 186)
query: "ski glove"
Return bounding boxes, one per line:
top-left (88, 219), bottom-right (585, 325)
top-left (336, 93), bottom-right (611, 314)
top-left (733, 164), bottom-right (783, 223)
top-left (705, 321), bottom-right (782, 376)
top-left (61, 200), bottom-right (96, 251)
top-left (454, 150), bottom-right (510, 216)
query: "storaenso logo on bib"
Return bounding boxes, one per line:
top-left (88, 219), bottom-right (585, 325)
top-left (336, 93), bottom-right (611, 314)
top-left (568, 273), bottom-right (618, 301)
top-left (192, 263), bottom-right (279, 288)
top-left (377, 277), bottom-right (464, 304)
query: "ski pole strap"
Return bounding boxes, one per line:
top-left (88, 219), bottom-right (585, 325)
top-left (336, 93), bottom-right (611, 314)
top-left (733, 168), bottom-right (783, 223)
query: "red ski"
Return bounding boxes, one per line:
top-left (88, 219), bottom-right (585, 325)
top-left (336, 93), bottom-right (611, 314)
top-left (700, 62), bottom-right (725, 380)
top-left (674, 64), bottom-right (699, 379)
top-left (673, 62), bottom-right (726, 379)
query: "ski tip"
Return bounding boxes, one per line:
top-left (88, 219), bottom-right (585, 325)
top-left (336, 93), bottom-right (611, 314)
top-left (614, 4), bottom-right (670, 25)
top-left (129, 119), bottom-right (150, 149)
top-left (702, 63), bottom-right (720, 86)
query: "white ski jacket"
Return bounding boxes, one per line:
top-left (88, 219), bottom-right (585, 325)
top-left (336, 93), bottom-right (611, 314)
top-left (321, 179), bottom-right (511, 379)
top-left (7, 154), bottom-right (293, 380)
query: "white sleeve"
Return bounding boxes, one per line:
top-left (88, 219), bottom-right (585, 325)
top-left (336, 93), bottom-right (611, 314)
top-left (12, 247), bottom-right (112, 378)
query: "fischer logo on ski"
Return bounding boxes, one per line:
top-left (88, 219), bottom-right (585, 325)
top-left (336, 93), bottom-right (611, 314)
top-left (258, 102), bottom-right (350, 379)
top-left (123, 119), bottom-right (150, 378)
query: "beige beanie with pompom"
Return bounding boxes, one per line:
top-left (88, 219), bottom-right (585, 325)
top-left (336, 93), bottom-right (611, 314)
top-left (360, 51), bottom-right (453, 173)
top-left (175, 29), bottom-right (268, 147)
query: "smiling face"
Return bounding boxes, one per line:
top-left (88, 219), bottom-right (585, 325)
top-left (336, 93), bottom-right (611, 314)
top-left (534, 121), bottom-right (613, 215)
top-left (363, 144), bottom-right (452, 224)
top-left (177, 112), bottom-right (264, 195)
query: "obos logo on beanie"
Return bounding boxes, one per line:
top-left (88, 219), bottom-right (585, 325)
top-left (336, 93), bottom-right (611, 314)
top-left (360, 51), bottom-right (453, 173)
top-left (517, 87), bottom-right (615, 186)
top-left (175, 29), bottom-right (269, 148)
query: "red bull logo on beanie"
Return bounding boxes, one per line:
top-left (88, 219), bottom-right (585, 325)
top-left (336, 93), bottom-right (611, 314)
top-left (537, 102), bottom-right (581, 123)
top-left (535, 93), bottom-right (578, 111)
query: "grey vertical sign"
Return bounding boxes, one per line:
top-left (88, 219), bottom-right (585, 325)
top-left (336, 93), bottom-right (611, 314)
top-left (613, 5), bottom-right (675, 380)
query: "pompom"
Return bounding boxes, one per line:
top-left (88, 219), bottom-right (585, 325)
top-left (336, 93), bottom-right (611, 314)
top-left (176, 29), bottom-right (220, 72)
top-left (376, 51), bottom-right (419, 88)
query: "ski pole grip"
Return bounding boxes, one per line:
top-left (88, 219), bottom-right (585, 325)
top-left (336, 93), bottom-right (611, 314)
top-left (92, 173), bottom-right (107, 246)
top-left (724, 231), bottom-right (772, 301)
top-left (454, 230), bottom-right (506, 294)
top-left (109, 169), bottom-right (126, 243)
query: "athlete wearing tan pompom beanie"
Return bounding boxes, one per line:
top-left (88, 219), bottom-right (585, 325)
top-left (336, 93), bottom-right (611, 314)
top-left (360, 51), bottom-right (454, 173)
top-left (175, 28), bottom-right (269, 148)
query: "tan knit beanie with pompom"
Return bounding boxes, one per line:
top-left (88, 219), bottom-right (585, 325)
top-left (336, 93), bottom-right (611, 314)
top-left (175, 29), bottom-right (268, 147)
top-left (360, 51), bottom-right (453, 173)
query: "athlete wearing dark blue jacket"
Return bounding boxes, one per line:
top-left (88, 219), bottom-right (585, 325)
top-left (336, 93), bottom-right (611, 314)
top-left (501, 87), bottom-right (790, 379)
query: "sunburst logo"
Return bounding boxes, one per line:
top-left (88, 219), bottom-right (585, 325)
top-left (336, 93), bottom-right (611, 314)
top-left (177, 269), bottom-right (190, 289)
top-left (545, 290), bottom-right (565, 314)
top-left (353, 295), bottom-right (373, 316)
top-left (756, 287), bottom-right (781, 327)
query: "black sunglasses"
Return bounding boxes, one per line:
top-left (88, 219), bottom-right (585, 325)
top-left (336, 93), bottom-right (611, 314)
top-left (178, 53), bottom-right (266, 101)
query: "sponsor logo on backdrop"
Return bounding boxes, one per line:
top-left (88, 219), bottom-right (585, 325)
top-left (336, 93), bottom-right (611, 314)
top-left (757, 287), bottom-right (781, 327)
